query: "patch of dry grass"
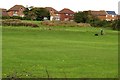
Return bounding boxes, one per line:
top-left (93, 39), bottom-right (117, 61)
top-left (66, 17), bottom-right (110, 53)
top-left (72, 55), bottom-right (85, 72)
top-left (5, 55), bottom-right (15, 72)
top-left (41, 21), bottom-right (91, 27)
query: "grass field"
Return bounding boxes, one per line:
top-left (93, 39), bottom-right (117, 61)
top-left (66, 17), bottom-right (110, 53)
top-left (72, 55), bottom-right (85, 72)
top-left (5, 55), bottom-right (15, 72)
top-left (2, 25), bottom-right (118, 78)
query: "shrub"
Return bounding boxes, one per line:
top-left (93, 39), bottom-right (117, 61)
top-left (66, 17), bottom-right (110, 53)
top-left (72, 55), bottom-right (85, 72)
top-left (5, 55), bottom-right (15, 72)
top-left (41, 21), bottom-right (91, 27)
top-left (2, 16), bottom-right (24, 20)
top-left (74, 11), bottom-right (88, 23)
top-left (2, 19), bottom-right (39, 27)
top-left (2, 16), bottom-right (11, 19)
top-left (112, 20), bottom-right (120, 31)
top-left (89, 20), bottom-right (112, 27)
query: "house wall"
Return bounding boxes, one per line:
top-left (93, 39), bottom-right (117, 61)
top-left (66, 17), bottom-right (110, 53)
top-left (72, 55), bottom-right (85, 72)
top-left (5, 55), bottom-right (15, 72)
top-left (59, 13), bottom-right (74, 21)
top-left (18, 8), bottom-right (25, 17)
top-left (97, 15), bottom-right (106, 21)
top-left (7, 11), bottom-right (14, 17)
top-left (49, 10), bottom-right (60, 21)
top-left (96, 15), bottom-right (117, 21)
top-left (106, 15), bottom-right (117, 21)
top-left (8, 8), bottom-right (25, 17)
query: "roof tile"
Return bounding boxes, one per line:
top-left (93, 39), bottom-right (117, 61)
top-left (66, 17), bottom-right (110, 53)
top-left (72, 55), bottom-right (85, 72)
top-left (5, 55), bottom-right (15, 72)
top-left (59, 8), bottom-right (74, 14)
top-left (8, 5), bottom-right (25, 11)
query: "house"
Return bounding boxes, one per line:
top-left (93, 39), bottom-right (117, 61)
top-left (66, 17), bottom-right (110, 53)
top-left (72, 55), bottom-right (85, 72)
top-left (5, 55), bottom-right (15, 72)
top-left (106, 11), bottom-right (117, 21)
top-left (7, 5), bottom-right (25, 17)
top-left (91, 10), bottom-right (107, 21)
top-left (58, 8), bottom-right (75, 21)
top-left (84, 10), bottom-right (117, 21)
top-left (0, 8), bottom-right (9, 17)
top-left (33, 7), bottom-right (74, 21)
top-left (85, 10), bottom-right (107, 21)
top-left (45, 7), bottom-right (60, 21)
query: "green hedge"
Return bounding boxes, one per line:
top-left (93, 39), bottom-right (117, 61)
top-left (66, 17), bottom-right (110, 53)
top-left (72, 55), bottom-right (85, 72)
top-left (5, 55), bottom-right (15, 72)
top-left (2, 19), bottom-right (39, 27)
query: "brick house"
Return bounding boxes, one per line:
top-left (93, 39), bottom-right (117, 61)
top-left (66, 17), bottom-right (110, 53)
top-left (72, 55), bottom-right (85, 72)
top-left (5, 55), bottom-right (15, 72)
top-left (106, 11), bottom-right (117, 21)
top-left (58, 8), bottom-right (75, 21)
top-left (86, 10), bottom-right (107, 21)
top-left (0, 8), bottom-right (9, 17)
top-left (45, 8), bottom-right (75, 21)
top-left (45, 7), bottom-right (60, 21)
top-left (84, 10), bottom-right (117, 21)
top-left (7, 5), bottom-right (25, 17)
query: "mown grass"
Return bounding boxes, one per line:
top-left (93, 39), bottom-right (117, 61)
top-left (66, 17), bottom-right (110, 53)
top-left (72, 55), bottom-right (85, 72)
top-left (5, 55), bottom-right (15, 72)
top-left (2, 25), bottom-right (118, 78)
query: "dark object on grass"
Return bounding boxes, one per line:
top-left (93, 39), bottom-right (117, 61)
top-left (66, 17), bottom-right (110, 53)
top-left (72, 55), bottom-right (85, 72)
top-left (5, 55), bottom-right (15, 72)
top-left (48, 28), bottom-right (51, 30)
top-left (101, 29), bottom-right (104, 35)
top-left (95, 34), bottom-right (98, 36)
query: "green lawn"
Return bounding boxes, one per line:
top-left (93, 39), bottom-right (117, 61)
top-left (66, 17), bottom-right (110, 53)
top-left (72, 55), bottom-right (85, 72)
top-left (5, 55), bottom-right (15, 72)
top-left (2, 26), bottom-right (118, 78)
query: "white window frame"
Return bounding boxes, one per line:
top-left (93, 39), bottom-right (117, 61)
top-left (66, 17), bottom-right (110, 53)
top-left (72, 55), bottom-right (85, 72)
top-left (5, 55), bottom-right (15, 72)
top-left (66, 14), bottom-right (68, 15)
top-left (112, 15), bottom-right (114, 17)
top-left (106, 15), bottom-right (108, 17)
top-left (112, 19), bottom-right (115, 21)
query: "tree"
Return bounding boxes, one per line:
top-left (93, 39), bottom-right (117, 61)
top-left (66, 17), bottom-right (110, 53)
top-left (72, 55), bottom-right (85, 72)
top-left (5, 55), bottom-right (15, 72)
top-left (33, 8), bottom-right (50, 21)
top-left (112, 20), bottom-right (120, 31)
top-left (74, 11), bottom-right (88, 23)
top-left (23, 7), bottom-right (50, 21)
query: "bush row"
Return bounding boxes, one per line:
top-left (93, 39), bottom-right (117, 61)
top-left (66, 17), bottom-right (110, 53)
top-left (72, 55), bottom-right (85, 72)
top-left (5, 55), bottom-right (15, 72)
top-left (41, 21), bottom-right (91, 27)
top-left (2, 19), bottom-right (39, 27)
top-left (2, 16), bottom-right (24, 20)
top-left (90, 20), bottom-right (112, 27)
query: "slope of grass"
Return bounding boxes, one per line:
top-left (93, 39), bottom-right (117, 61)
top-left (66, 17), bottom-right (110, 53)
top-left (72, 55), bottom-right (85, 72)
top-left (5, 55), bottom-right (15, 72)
top-left (2, 26), bottom-right (118, 78)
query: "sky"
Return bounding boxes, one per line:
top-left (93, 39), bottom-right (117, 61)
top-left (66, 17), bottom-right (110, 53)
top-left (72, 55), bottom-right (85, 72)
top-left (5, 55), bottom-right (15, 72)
top-left (0, 0), bottom-right (119, 14)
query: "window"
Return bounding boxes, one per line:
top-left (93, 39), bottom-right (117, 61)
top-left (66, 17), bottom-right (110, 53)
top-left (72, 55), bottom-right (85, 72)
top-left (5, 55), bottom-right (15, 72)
top-left (44, 17), bottom-right (48, 20)
top-left (14, 11), bottom-right (17, 14)
top-left (13, 14), bottom-right (18, 16)
top-left (112, 19), bottom-right (115, 21)
top-left (70, 14), bottom-right (73, 16)
top-left (65, 18), bottom-right (69, 21)
top-left (20, 8), bottom-right (23, 11)
top-left (20, 15), bottom-right (24, 17)
top-left (106, 19), bottom-right (110, 21)
top-left (112, 15), bottom-right (114, 17)
top-left (66, 14), bottom-right (68, 15)
top-left (13, 11), bottom-right (18, 16)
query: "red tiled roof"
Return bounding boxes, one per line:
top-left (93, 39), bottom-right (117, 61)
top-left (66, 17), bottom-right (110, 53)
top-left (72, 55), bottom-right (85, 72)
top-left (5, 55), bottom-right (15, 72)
top-left (90, 10), bottom-right (107, 16)
top-left (8, 5), bottom-right (25, 11)
top-left (59, 8), bottom-right (74, 14)
top-left (45, 7), bottom-right (58, 14)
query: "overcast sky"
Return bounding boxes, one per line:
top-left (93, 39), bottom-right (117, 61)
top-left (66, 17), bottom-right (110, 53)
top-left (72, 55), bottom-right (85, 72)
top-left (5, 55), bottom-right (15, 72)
top-left (0, 0), bottom-right (119, 14)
